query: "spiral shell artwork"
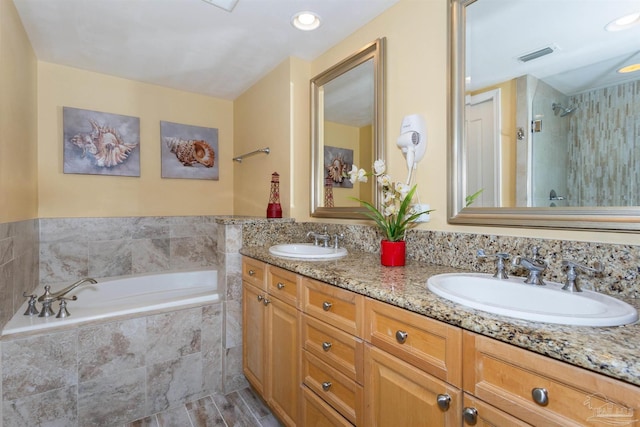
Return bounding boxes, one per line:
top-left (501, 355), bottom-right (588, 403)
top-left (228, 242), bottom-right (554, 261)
top-left (327, 156), bottom-right (347, 183)
top-left (70, 120), bottom-right (137, 168)
top-left (165, 137), bottom-right (215, 168)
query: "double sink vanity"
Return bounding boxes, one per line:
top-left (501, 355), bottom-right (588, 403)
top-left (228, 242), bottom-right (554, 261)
top-left (240, 244), bottom-right (640, 426)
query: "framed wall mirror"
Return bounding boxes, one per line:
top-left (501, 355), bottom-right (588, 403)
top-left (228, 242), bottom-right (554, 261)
top-left (311, 38), bottom-right (385, 219)
top-left (448, 0), bottom-right (640, 231)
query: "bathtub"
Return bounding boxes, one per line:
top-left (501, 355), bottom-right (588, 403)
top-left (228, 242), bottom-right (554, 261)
top-left (2, 269), bottom-right (220, 336)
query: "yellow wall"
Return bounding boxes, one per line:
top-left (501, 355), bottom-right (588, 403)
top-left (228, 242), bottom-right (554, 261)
top-left (233, 57), bottom-right (310, 218)
top-left (0, 0), bottom-right (38, 222)
top-left (37, 62), bottom-right (234, 217)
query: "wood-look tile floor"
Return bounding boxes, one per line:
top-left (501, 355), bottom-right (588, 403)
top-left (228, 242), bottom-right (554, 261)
top-left (124, 387), bottom-right (282, 427)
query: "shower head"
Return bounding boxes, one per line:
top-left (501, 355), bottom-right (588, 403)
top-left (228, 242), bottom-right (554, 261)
top-left (552, 102), bottom-right (577, 117)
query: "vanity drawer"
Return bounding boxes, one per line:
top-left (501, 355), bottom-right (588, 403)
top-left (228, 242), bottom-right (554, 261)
top-left (301, 385), bottom-right (354, 427)
top-left (463, 332), bottom-right (640, 427)
top-left (300, 277), bottom-right (364, 337)
top-left (267, 265), bottom-right (298, 306)
top-left (365, 298), bottom-right (462, 387)
top-left (463, 393), bottom-right (531, 426)
top-left (301, 314), bottom-right (364, 384)
top-left (302, 350), bottom-right (363, 426)
top-left (242, 257), bottom-right (267, 290)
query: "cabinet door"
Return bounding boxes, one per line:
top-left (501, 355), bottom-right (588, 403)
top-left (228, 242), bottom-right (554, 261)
top-left (267, 295), bottom-right (299, 427)
top-left (364, 345), bottom-right (461, 427)
top-left (243, 281), bottom-right (267, 395)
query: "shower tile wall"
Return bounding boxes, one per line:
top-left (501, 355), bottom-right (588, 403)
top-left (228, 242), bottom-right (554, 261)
top-left (568, 80), bottom-right (640, 207)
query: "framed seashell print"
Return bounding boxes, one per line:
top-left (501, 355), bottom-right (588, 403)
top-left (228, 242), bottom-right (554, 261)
top-left (160, 121), bottom-right (219, 180)
top-left (63, 107), bottom-right (140, 176)
top-left (324, 145), bottom-right (353, 188)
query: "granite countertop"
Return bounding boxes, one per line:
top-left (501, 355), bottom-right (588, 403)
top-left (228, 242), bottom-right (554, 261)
top-left (241, 246), bottom-right (640, 387)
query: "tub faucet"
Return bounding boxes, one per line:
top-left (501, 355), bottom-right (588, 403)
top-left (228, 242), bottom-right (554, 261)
top-left (38, 277), bottom-right (97, 303)
top-left (512, 247), bottom-right (547, 286)
top-left (561, 259), bottom-right (603, 292)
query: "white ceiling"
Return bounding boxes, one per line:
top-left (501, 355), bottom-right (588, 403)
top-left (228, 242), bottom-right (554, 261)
top-left (466, 0), bottom-right (640, 95)
top-left (13, 0), bottom-right (399, 100)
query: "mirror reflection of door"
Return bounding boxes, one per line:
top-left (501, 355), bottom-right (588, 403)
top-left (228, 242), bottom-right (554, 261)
top-left (465, 89), bottom-right (501, 207)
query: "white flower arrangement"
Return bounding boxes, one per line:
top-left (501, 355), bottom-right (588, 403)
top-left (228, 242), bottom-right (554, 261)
top-left (348, 160), bottom-right (432, 242)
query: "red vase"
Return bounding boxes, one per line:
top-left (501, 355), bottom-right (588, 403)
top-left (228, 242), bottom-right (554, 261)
top-left (380, 240), bottom-right (406, 266)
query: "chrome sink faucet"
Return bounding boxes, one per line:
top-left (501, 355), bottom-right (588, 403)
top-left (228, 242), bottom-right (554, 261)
top-left (306, 226), bottom-right (331, 247)
top-left (477, 249), bottom-right (510, 279)
top-left (512, 246), bottom-right (547, 285)
top-left (561, 259), bottom-right (603, 292)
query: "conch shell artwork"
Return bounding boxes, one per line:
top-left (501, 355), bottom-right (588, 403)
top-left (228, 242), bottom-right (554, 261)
top-left (63, 107), bottom-right (140, 177)
top-left (160, 121), bottom-right (219, 180)
top-left (323, 145), bottom-right (354, 188)
top-left (327, 156), bottom-right (347, 183)
top-left (164, 137), bottom-right (215, 168)
top-left (70, 120), bottom-right (138, 168)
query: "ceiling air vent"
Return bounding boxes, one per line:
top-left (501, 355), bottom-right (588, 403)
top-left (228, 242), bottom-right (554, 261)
top-left (518, 46), bottom-right (555, 63)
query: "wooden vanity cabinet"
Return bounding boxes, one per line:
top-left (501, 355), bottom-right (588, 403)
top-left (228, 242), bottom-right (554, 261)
top-left (464, 331), bottom-right (640, 427)
top-left (242, 259), bottom-right (299, 427)
top-left (364, 298), bottom-right (462, 426)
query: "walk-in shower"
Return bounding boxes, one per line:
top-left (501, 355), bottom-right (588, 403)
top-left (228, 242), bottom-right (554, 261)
top-left (552, 102), bottom-right (576, 117)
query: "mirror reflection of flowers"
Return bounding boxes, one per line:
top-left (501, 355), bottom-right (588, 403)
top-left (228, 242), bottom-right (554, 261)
top-left (348, 160), bottom-right (433, 242)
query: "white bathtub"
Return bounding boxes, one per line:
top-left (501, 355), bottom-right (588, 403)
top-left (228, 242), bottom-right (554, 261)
top-left (2, 269), bottom-right (220, 336)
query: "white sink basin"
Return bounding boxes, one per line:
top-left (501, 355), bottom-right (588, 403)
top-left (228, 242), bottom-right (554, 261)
top-left (269, 243), bottom-right (347, 260)
top-left (427, 273), bottom-right (638, 327)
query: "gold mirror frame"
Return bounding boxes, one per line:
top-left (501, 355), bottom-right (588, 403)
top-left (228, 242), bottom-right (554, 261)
top-left (448, 0), bottom-right (640, 232)
top-left (310, 38), bottom-right (386, 219)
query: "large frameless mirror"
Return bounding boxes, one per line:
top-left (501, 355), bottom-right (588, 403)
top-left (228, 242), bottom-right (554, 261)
top-left (311, 38), bottom-right (385, 219)
top-left (448, 0), bottom-right (640, 231)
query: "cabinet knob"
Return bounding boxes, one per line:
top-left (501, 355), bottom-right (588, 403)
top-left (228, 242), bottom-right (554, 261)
top-left (395, 330), bottom-right (408, 344)
top-left (436, 394), bottom-right (451, 411)
top-left (263, 298), bottom-right (270, 306)
top-left (322, 381), bottom-right (332, 391)
top-left (322, 342), bottom-right (332, 351)
top-left (462, 407), bottom-right (478, 425)
top-left (277, 282), bottom-right (285, 290)
top-left (531, 387), bottom-right (549, 406)
top-left (322, 301), bottom-right (333, 311)
top-left (257, 295), bottom-right (263, 302)
top-left (248, 269), bottom-right (255, 276)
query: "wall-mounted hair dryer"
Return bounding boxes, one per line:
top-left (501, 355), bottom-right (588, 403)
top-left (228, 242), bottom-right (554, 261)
top-left (396, 114), bottom-right (427, 184)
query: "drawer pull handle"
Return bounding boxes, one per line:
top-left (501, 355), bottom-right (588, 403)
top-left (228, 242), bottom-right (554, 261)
top-left (257, 295), bottom-right (263, 302)
top-left (263, 298), bottom-right (270, 306)
top-left (436, 394), bottom-right (451, 411)
top-left (462, 407), bottom-right (478, 425)
top-left (322, 301), bottom-right (332, 311)
top-left (248, 269), bottom-right (255, 276)
top-left (322, 342), bottom-right (332, 351)
top-left (277, 282), bottom-right (285, 290)
top-left (322, 381), bottom-right (332, 391)
top-left (531, 388), bottom-right (549, 406)
top-left (395, 330), bottom-right (408, 344)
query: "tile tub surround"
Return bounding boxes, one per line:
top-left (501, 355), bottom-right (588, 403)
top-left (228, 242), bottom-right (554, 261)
top-left (2, 304), bottom-right (223, 427)
top-left (0, 219), bottom-right (39, 329)
top-left (240, 246), bottom-right (640, 388)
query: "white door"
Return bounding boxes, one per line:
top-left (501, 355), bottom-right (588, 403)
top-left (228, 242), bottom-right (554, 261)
top-left (465, 90), bottom-right (501, 207)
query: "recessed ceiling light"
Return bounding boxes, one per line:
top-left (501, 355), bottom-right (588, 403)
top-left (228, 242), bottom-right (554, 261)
top-left (605, 12), bottom-right (640, 31)
top-left (618, 63), bottom-right (640, 73)
top-left (292, 11), bottom-right (321, 31)
top-left (201, 0), bottom-right (239, 12)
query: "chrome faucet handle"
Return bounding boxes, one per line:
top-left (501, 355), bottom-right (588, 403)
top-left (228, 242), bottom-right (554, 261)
top-left (333, 233), bottom-right (344, 249)
top-left (22, 293), bottom-right (40, 316)
top-left (56, 298), bottom-right (73, 318)
top-left (561, 259), bottom-right (603, 292)
top-left (477, 250), bottom-right (510, 279)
